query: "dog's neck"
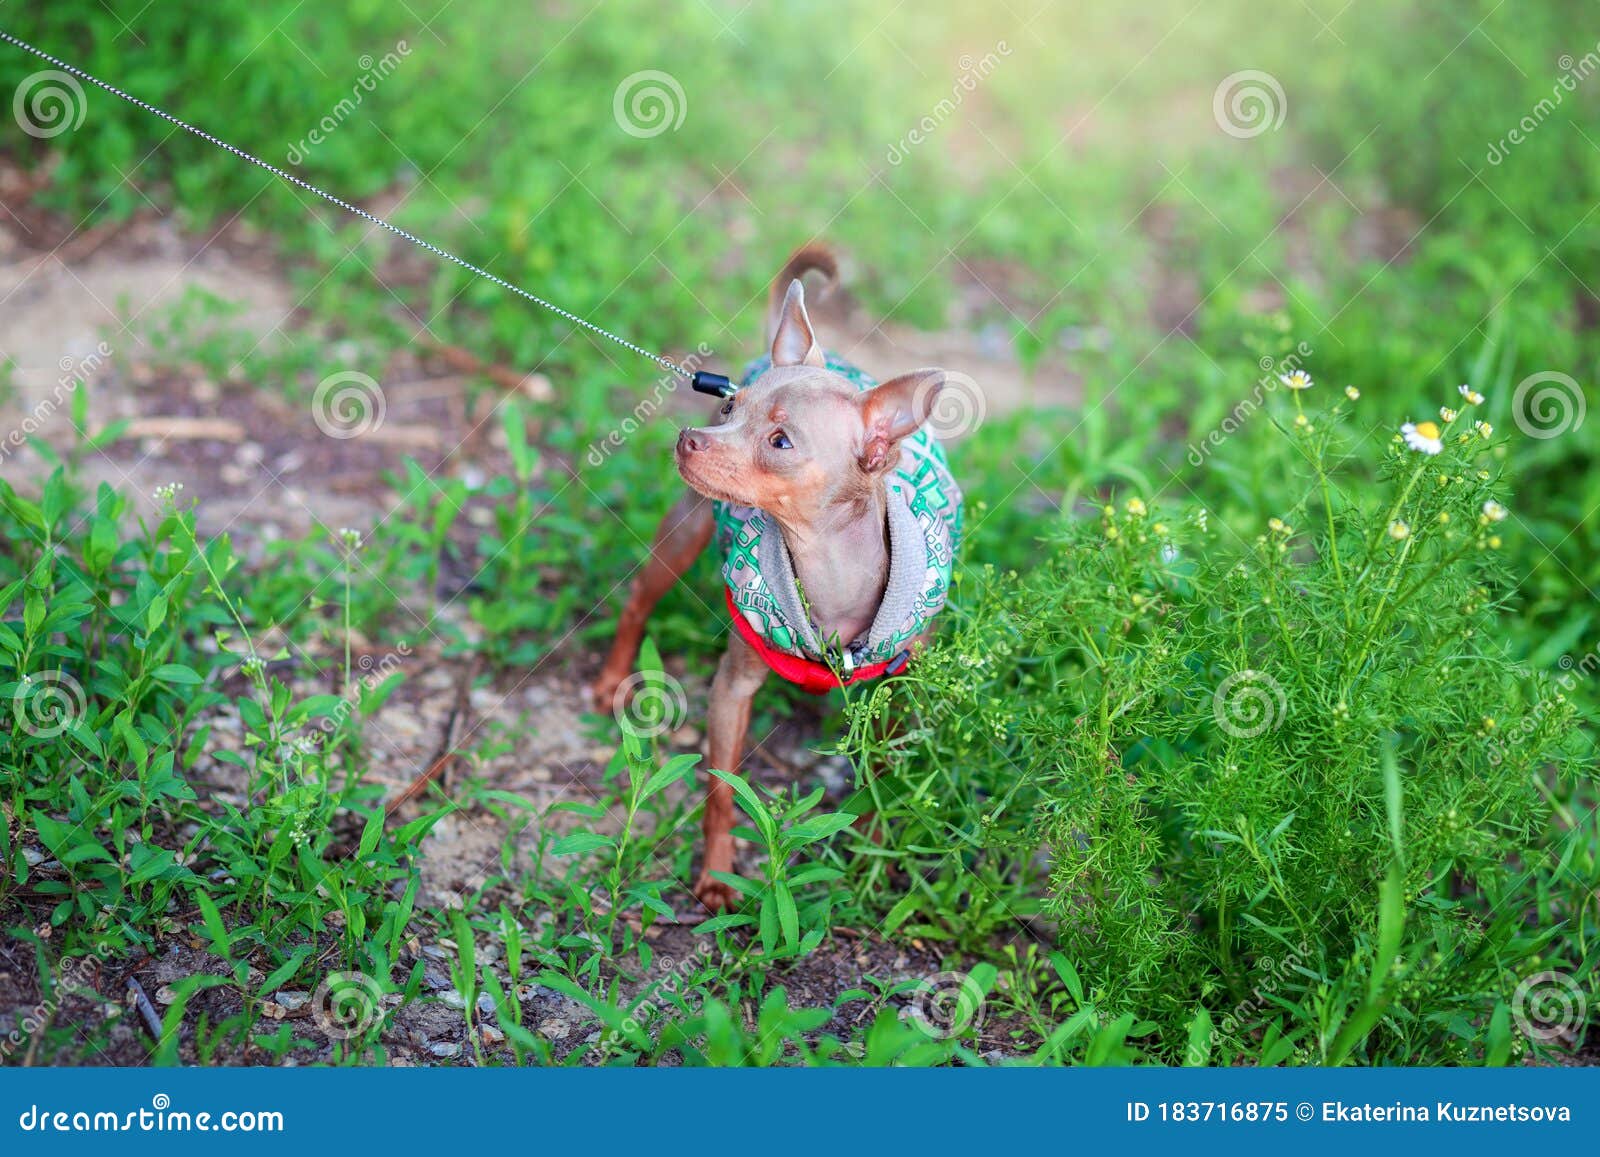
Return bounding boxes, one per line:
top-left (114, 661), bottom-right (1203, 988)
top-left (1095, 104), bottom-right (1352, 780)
top-left (770, 480), bottom-right (890, 648)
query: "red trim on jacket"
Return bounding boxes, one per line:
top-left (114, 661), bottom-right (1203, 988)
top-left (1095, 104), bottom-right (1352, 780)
top-left (723, 586), bottom-right (899, 695)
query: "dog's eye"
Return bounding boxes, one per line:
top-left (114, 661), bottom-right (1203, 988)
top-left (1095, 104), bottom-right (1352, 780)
top-left (769, 430), bottom-right (792, 449)
top-left (719, 400), bottom-right (734, 416)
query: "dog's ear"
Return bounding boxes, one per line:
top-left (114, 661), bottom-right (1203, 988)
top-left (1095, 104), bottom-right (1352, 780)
top-left (859, 368), bottom-right (944, 472)
top-left (770, 279), bottom-right (825, 368)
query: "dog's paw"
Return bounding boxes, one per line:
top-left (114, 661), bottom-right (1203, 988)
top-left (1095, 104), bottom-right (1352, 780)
top-left (693, 872), bottom-right (739, 914)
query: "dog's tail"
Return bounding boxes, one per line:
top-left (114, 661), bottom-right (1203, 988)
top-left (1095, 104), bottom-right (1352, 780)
top-left (765, 242), bottom-right (838, 344)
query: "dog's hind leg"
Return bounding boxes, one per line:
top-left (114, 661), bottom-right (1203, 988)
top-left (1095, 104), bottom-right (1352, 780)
top-left (591, 489), bottom-right (714, 710)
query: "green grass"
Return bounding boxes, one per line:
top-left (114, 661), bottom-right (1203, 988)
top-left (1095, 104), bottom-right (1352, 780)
top-left (1, 0), bottom-right (1596, 1065)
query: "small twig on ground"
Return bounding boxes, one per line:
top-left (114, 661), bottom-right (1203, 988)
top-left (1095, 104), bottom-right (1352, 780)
top-left (359, 424), bottom-right (445, 449)
top-left (125, 975), bottom-right (165, 1041)
top-left (56, 213), bottom-right (147, 264)
top-left (383, 656), bottom-right (482, 817)
top-left (420, 339), bottom-right (552, 400)
top-left (415, 337), bottom-right (551, 452)
top-left (120, 416), bottom-right (247, 442)
top-left (0, 212), bottom-right (146, 280)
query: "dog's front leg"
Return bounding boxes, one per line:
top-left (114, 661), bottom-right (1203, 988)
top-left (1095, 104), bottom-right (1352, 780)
top-left (695, 633), bottom-right (768, 912)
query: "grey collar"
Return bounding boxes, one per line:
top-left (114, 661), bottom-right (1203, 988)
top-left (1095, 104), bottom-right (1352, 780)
top-left (753, 488), bottom-right (928, 670)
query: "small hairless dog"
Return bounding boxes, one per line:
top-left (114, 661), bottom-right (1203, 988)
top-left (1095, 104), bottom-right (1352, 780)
top-left (593, 244), bottom-right (964, 912)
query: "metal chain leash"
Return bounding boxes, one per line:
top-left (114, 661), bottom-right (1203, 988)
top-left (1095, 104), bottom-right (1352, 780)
top-left (1, 27), bottom-right (736, 394)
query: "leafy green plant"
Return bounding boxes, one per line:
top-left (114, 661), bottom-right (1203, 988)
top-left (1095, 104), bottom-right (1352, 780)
top-left (857, 377), bottom-right (1586, 1062)
top-left (695, 771), bottom-right (854, 960)
top-left (0, 471), bottom-right (440, 1063)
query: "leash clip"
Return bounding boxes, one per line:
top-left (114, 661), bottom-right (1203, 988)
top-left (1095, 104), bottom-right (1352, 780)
top-left (691, 370), bottom-right (735, 398)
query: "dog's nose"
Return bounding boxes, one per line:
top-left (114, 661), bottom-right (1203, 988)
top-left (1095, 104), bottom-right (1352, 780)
top-left (678, 428), bottom-right (709, 454)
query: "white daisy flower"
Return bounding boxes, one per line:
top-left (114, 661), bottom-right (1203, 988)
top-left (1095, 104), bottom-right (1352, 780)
top-left (1344, 385), bottom-right (1360, 400)
top-left (1388, 520), bottom-right (1411, 540)
top-left (1458, 384), bottom-right (1485, 405)
top-left (1279, 370), bottom-right (1314, 391)
top-left (1439, 406), bottom-right (1458, 422)
top-left (1481, 500), bottom-right (1508, 523)
top-left (1475, 420), bottom-right (1493, 439)
top-left (1401, 420), bottom-right (1443, 455)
